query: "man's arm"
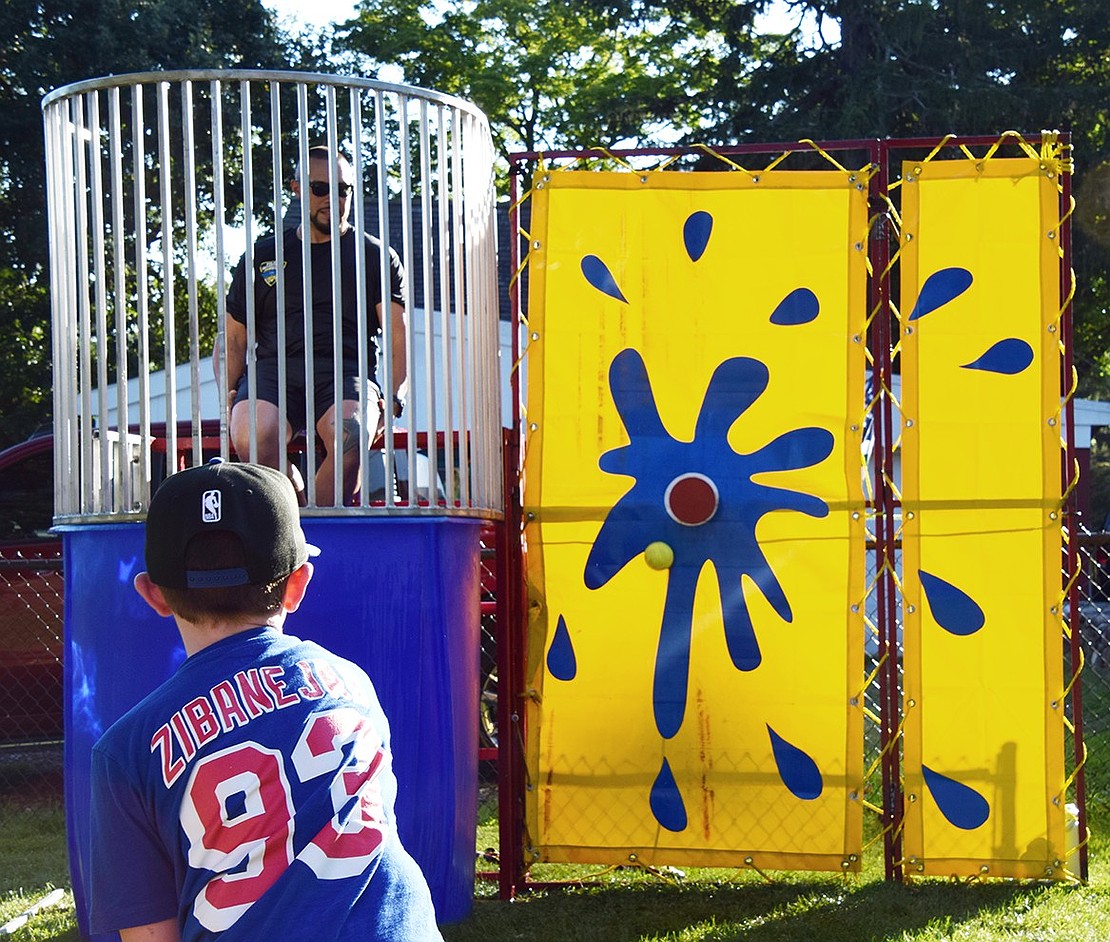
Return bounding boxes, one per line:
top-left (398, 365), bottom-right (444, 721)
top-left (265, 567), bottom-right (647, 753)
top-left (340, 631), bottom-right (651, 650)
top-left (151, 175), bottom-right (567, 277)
top-left (216, 317), bottom-right (248, 410)
top-left (385, 300), bottom-right (407, 414)
top-left (120, 919), bottom-right (180, 942)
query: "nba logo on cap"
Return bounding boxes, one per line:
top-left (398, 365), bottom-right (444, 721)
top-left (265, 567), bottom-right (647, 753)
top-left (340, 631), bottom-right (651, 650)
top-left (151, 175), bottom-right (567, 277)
top-left (202, 489), bottom-right (222, 523)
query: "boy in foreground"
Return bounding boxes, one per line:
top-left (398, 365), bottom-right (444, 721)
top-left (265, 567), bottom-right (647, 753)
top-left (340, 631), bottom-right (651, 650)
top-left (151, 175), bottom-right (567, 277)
top-left (88, 460), bottom-right (443, 941)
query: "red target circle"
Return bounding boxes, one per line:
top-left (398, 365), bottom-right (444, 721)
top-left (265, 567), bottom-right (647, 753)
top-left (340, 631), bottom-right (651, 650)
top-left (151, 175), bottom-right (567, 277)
top-left (664, 473), bottom-right (719, 526)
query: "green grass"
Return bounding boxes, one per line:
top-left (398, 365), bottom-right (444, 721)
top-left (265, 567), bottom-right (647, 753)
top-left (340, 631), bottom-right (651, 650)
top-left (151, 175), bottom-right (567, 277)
top-left (0, 800), bottom-right (77, 942)
top-left (4, 797), bottom-right (1108, 942)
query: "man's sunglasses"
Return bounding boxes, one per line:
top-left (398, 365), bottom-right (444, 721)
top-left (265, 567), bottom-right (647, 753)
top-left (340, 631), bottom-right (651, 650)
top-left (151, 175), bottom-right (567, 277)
top-left (308, 180), bottom-right (353, 198)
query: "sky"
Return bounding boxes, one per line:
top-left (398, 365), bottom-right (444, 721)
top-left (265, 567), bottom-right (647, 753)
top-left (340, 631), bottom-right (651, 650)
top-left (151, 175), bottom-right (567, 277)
top-left (264, 0), bottom-right (357, 28)
top-left (263, 0), bottom-right (839, 42)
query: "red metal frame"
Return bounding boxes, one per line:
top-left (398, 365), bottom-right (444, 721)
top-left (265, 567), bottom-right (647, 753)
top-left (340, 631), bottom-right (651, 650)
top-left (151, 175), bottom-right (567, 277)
top-left (487, 134), bottom-right (1082, 892)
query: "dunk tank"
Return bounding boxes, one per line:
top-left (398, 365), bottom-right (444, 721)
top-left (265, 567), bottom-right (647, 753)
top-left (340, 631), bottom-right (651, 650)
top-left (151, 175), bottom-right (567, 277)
top-left (41, 71), bottom-right (502, 938)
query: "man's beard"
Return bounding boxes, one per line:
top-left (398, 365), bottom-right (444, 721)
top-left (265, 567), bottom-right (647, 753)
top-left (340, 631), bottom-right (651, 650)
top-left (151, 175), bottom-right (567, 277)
top-left (310, 208), bottom-right (332, 236)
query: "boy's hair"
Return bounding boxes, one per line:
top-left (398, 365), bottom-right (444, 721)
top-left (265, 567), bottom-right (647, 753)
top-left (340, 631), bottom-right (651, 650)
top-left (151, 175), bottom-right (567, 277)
top-left (158, 529), bottom-right (289, 624)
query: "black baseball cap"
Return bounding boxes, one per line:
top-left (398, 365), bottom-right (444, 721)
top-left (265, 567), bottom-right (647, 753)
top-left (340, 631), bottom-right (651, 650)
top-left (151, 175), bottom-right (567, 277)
top-left (145, 459), bottom-right (319, 590)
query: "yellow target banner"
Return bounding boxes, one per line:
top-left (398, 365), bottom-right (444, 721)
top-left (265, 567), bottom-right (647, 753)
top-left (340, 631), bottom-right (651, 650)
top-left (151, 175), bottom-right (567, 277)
top-left (900, 158), bottom-right (1068, 878)
top-left (522, 171), bottom-right (868, 869)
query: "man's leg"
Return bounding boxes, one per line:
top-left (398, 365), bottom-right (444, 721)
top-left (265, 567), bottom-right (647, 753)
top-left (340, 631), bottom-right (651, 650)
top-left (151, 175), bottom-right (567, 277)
top-left (230, 399), bottom-right (301, 494)
top-left (314, 396), bottom-right (385, 506)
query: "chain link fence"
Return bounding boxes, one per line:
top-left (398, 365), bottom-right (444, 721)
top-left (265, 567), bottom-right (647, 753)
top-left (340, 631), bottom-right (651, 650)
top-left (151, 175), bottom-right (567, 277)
top-left (0, 531), bottom-right (1104, 832)
top-left (0, 550), bottom-right (64, 819)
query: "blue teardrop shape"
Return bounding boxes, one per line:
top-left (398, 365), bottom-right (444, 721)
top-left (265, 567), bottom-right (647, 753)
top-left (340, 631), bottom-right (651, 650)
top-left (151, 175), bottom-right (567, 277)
top-left (918, 570), bottom-right (985, 636)
top-left (922, 765), bottom-right (990, 830)
top-left (767, 725), bottom-right (823, 800)
top-left (581, 255), bottom-right (627, 303)
top-left (546, 615), bottom-right (577, 681)
top-left (961, 338), bottom-right (1034, 375)
top-left (683, 211), bottom-right (713, 262)
top-left (649, 757), bottom-right (687, 831)
top-left (769, 287), bottom-right (819, 325)
top-left (908, 267), bottom-right (974, 320)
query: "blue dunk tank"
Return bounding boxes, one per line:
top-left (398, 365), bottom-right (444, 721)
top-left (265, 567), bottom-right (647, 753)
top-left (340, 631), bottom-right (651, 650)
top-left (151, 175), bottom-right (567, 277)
top-left (41, 71), bottom-right (504, 938)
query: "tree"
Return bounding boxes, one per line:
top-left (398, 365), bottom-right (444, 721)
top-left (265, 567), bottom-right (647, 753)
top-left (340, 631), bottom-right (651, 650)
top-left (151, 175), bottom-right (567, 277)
top-left (0, 0), bottom-right (305, 448)
top-left (336, 0), bottom-right (733, 159)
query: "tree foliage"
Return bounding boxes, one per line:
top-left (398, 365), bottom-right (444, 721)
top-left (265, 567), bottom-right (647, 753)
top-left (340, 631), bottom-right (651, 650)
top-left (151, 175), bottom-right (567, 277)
top-left (5, 0), bottom-right (1110, 446)
top-left (0, 0), bottom-right (300, 448)
top-left (336, 0), bottom-right (732, 157)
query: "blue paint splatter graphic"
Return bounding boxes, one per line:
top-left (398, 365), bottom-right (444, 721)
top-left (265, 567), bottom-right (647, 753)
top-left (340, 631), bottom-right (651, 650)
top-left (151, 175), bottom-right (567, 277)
top-left (909, 267), bottom-right (974, 321)
top-left (768, 725), bottom-right (823, 800)
top-left (547, 614), bottom-right (577, 681)
top-left (961, 338), bottom-right (1034, 375)
top-left (683, 212), bottom-right (713, 262)
top-left (584, 347), bottom-right (833, 738)
top-left (769, 287), bottom-right (820, 325)
top-left (650, 757), bottom-right (688, 831)
top-left (922, 765), bottom-right (990, 830)
top-left (919, 571), bottom-right (985, 636)
top-left (581, 255), bottom-right (627, 303)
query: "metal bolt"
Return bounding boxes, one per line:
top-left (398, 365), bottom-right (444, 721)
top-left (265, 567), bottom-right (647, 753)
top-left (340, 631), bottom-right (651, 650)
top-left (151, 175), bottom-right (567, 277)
top-left (851, 604), bottom-right (860, 613)
top-left (531, 332), bottom-right (540, 341)
top-left (909, 793), bottom-right (917, 802)
top-left (907, 511), bottom-right (915, 520)
top-left (908, 699), bottom-right (916, 708)
top-left (533, 241), bottom-right (541, 249)
top-left (530, 422), bottom-right (538, 431)
top-left (907, 605), bottom-right (916, 614)
top-left (855, 242), bottom-right (863, 250)
top-left (980, 865), bottom-right (990, 874)
top-left (905, 326), bottom-right (914, 335)
top-left (1051, 700), bottom-right (1059, 709)
top-left (853, 334), bottom-right (862, 343)
top-left (852, 511), bottom-right (861, 520)
top-left (905, 419), bottom-right (914, 428)
top-left (629, 853), bottom-right (638, 861)
top-left (1048, 324), bottom-right (1057, 333)
top-left (1048, 231), bottom-right (1056, 240)
top-left (640, 176), bottom-right (648, 184)
top-left (744, 857), bottom-right (754, 865)
top-left (1050, 511), bottom-right (1058, 520)
top-left (849, 697), bottom-right (859, 706)
top-left (851, 424), bottom-right (859, 432)
top-left (752, 176), bottom-right (761, 184)
top-left (526, 512), bottom-right (535, 521)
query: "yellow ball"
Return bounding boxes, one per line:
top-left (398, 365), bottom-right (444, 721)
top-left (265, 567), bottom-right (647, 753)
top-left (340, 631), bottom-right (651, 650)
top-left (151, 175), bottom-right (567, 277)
top-left (644, 541), bottom-right (674, 570)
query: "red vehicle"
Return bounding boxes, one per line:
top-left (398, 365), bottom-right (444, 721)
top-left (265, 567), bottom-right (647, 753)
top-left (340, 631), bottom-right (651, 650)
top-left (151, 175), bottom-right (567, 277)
top-left (0, 431), bottom-right (63, 743)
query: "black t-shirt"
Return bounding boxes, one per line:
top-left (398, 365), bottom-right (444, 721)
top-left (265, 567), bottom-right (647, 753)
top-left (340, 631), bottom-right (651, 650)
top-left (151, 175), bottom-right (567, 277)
top-left (226, 227), bottom-right (406, 366)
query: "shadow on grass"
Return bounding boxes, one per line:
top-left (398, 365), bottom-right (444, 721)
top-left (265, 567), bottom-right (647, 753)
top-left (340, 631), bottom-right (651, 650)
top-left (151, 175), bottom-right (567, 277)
top-left (442, 877), bottom-right (1070, 942)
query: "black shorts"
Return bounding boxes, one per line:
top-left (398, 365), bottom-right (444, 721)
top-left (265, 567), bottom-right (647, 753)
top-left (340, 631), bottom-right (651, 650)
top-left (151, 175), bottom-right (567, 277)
top-left (235, 359), bottom-right (382, 432)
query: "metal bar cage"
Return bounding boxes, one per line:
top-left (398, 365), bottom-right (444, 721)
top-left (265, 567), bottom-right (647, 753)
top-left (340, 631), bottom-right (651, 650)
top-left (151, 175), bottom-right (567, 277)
top-left (42, 69), bottom-right (502, 521)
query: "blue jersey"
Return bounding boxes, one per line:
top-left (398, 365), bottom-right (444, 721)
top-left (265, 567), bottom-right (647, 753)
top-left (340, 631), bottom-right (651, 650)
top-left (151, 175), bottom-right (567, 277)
top-left (89, 627), bottom-right (443, 941)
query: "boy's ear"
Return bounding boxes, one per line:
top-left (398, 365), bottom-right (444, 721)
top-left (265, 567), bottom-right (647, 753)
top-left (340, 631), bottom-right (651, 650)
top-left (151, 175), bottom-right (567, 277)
top-left (134, 572), bottom-right (174, 617)
top-left (282, 562), bottom-right (313, 614)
